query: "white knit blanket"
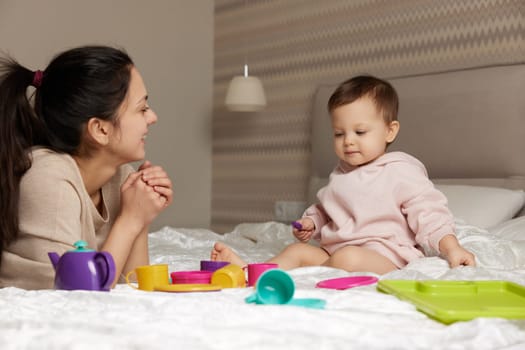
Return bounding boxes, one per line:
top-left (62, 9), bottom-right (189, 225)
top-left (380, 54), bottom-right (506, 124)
top-left (1, 221), bottom-right (525, 350)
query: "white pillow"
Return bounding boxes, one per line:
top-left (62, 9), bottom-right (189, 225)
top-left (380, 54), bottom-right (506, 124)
top-left (434, 184), bottom-right (525, 229)
top-left (487, 216), bottom-right (525, 240)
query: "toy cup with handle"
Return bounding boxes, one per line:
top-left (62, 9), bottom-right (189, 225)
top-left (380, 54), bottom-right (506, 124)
top-left (245, 269), bottom-right (326, 309)
top-left (246, 263), bottom-right (279, 287)
top-left (245, 269), bottom-right (295, 304)
top-left (211, 264), bottom-right (246, 288)
top-left (126, 264), bottom-right (170, 291)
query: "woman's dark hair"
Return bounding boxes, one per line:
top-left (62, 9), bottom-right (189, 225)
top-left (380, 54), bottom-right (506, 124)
top-left (327, 75), bottom-right (399, 124)
top-left (0, 45), bottom-right (134, 261)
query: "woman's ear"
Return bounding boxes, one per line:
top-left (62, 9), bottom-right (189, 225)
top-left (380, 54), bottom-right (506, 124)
top-left (86, 117), bottom-right (111, 146)
top-left (386, 120), bottom-right (400, 144)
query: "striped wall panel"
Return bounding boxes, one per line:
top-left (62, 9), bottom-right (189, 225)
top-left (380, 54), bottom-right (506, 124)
top-left (212, 0), bottom-right (525, 232)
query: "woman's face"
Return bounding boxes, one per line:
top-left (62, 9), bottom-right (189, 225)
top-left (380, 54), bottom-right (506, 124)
top-left (107, 67), bottom-right (158, 163)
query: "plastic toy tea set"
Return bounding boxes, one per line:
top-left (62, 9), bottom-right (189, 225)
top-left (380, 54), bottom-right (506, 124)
top-left (48, 240), bottom-right (525, 323)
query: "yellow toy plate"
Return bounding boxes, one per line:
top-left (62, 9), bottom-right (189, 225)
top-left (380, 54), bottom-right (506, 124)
top-left (154, 283), bottom-right (222, 293)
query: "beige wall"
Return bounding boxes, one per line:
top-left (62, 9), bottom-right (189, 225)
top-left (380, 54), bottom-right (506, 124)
top-left (0, 0), bottom-right (214, 230)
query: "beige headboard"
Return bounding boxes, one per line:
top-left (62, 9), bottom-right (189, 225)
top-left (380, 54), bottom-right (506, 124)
top-left (308, 64), bottom-right (525, 204)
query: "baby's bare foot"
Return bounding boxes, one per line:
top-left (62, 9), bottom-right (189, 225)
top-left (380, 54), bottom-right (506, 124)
top-left (210, 242), bottom-right (246, 267)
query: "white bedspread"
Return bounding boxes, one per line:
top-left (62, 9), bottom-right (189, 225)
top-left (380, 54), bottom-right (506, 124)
top-left (1, 221), bottom-right (525, 349)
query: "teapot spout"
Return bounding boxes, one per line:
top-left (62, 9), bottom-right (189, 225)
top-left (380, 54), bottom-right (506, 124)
top-left (48, 252), bottom-right (59, 270)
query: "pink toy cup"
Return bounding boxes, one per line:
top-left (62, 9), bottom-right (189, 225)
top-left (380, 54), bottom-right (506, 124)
top-left (246, 263), bottom-right (279, 287)
top-left (170, 271), bottom-right (213, 284)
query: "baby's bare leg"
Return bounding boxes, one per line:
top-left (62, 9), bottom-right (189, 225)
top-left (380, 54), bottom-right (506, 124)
top-left (266, 242), bottom-right (330, 270)
top-left (325, 246), bottom-right (397, 274)
top-left (211, 241), bottom-right (329, 270)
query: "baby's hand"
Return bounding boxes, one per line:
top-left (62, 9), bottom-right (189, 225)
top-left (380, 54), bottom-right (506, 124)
top-left (445, 246), bottom-right (476, 267)
top-left (438, 234), bottom-right (476, 268)
top-left (292, 218), bottom-right (315, 242)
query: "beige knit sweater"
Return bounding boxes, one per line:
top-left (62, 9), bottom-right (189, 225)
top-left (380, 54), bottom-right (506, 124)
top-left (0, 147), bottom-right (133, 290)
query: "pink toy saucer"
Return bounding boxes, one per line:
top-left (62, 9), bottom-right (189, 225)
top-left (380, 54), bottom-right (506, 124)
top-left (315, 276), bottom-right (378, 290)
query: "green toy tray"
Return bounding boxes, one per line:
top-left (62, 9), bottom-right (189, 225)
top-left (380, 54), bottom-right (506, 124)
top-left (377, 280), bottom-right (525, 324)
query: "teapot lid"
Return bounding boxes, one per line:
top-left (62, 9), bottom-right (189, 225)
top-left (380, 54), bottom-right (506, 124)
top-left (69, 240), bottom-right (95, 252)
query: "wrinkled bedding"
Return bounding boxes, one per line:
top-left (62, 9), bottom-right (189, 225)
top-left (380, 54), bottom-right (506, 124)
top-left (1, 221), bottom-right (525, 350)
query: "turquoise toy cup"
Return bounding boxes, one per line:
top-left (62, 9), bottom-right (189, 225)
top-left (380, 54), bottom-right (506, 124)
top-left (245, 269), bottom-right (294, 304)
top-left (245, 269), bottom-right (326, 309)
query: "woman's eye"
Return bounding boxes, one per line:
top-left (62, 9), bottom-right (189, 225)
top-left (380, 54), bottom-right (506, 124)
top-left (334, 133), bottom-right (344, 137)
top-left (356, 130), bottom-right (366, 135)
top-left (142, 106), bottom-right (150, 113)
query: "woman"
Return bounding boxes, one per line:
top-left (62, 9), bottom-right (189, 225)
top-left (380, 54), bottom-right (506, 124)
top-left (0, 45), bottom-right (173, 289)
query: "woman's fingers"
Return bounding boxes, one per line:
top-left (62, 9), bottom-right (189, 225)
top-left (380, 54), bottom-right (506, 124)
top-left (141, 166), bottom-right (167, 180)
top-left (138, 160), bottom-right (152, 171)
top-left (144, 177), bottom-right (172, 188)
top-left (128, 163), bottom-right (173, 209)
top-left (121, 171), bottom-right (143, 191)
top-left (141, 166), bottom-right (172, 189)
top-left (153, 186), bottom-right (173, 205)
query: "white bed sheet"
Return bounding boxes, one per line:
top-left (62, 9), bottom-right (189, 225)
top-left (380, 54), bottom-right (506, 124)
top-left (1, 221), bottom-right (525, 350)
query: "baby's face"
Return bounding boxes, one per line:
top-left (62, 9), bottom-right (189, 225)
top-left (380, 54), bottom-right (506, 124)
top-left (331, 97), bottom-right (398, 167)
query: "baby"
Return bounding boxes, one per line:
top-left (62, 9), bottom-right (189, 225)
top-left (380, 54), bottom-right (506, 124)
top-left (211, 75), bottom-right (475, 274)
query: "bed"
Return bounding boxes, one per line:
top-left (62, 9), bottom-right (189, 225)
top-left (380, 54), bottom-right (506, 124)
top-left (2, 64), bottom-right (525, 349)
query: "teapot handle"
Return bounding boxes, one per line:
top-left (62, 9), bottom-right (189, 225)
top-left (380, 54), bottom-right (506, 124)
top-left (94, 252), bottom-right (116, 291)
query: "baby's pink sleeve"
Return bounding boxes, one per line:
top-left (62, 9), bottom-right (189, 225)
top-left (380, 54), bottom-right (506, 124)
top-left (403, 191), bottom-right (455, 253)
top-left (303, 204), bottom-right (330, 241)
top-left (395, 164), bottom-right (455, 253)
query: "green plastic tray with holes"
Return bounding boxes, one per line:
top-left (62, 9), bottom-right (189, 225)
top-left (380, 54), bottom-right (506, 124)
top-left (377, 280), bottom-right (525, 324)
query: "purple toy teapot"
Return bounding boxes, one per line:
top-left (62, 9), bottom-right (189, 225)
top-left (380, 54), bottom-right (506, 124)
top-left (48, 240), bottom-right (116, 291)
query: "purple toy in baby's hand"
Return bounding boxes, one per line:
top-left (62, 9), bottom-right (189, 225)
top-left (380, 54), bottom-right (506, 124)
top-left (292, 221), bottom-right (303, 230)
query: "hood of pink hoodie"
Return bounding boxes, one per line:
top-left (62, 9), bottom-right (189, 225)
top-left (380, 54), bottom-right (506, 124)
top-left (336, 151), bottom-right (428, 176)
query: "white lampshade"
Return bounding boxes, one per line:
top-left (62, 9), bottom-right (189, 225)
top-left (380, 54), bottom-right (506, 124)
top-left (225, 65), bottom-right (266, 112)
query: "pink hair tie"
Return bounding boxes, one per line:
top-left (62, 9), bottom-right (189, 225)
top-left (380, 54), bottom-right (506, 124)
top-left (32, 70), bottom-right (43, 88)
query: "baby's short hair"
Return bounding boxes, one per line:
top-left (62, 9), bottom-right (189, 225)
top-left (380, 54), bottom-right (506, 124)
top-left (327, 75), bottom-right (399, 124)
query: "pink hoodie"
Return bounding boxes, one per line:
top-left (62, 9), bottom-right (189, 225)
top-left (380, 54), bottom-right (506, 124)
top-left (304, 151), bottom-right (455, 268)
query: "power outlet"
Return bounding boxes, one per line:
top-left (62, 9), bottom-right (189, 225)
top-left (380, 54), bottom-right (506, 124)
top-left (274, 201), bottom-right (307, 223)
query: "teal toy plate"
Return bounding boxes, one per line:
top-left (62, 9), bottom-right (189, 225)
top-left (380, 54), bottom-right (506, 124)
top-left (377, 280), bottom-right (525, 324)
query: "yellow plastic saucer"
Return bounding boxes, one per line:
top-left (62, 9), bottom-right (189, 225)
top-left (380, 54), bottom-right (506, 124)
top-left (154, 283), bottom-right (221, 293)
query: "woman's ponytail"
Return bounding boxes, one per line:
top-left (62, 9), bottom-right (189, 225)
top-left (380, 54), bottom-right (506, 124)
top-left (0, 56), bottom-right (46, 260)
